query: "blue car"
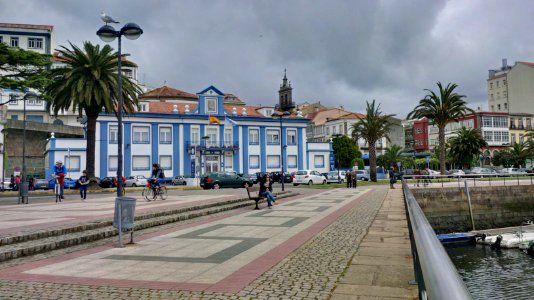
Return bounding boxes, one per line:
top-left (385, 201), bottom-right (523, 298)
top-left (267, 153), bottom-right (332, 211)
top-left (48, 178), bottom-right (77, 189)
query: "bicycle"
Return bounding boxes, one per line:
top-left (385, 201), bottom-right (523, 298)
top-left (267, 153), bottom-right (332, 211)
top-left (142, 180), bottom-right (167, 202)
top-left (54, 178), bottom-right (61, 203)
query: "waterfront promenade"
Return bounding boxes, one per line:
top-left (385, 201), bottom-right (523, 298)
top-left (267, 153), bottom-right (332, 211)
top-left (0, 186), bottom-right (416, 299)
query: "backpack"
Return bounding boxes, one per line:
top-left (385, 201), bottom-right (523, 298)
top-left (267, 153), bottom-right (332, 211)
top-left (158, 169), bottom-right (165, 179)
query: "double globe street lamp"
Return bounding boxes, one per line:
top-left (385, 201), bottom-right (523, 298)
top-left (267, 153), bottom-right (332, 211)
top-left (97, 21), bottom-right (143, 197)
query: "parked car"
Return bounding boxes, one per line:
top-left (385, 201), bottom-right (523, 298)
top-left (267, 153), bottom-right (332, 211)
top-left (125, 175), bottom-right (148, 187)
top-left (271, 171), bottom-right (293, 183)
top-left (200, 172), bottom-right (254, 189)
top-left (500, 168), bottom-right (527, 176)
top-left (98, 176), bottom-right (116, 188)
top-left (470, 167), bottom-right (496, 177)
top-left (33, 178), bottom-right (51, 190)
top-left (326, 171), bottom-right (345, 183)
top-left (447, 169), bottom-right (465, 178)
top-left (402, 169), bottom-right (415, 179)
top-left (355, 169), bottom-right (370, 181)
top-left (48, 178), bottom-right (77, 189)
top-left (172, 175), bottom-right (187, 185)
top-left (293, 170), bottom-right (327, 186)
top-left (1, 179), bottom-right (12, 191)
top-left (427, 169), bottom-right (440, 178)
top-left (255, 172), bottom-right (267, 183)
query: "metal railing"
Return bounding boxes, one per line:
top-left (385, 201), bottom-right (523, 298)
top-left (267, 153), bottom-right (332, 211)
top-left (402, 181), bottom-right (472, 300)
top-left (403, 173), bottom-right (534, 188)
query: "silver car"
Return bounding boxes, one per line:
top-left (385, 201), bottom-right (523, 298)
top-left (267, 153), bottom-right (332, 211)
top-left (326, 171), bottom-right (346, 183)
top-left (172, 176), bottom-right (187, 185)
top-left (125, 175), bottom-right (148, 187)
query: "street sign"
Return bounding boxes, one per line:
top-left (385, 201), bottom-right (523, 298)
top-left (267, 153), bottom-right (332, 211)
top-left (426, 156), bottom-right (430, 163)
top-left (190, 159), bottom-right (195, 178)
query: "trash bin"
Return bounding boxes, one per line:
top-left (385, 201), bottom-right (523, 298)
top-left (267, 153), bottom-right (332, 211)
top-left (19, 182), bottom-right (29, 204)
top-left (113, 196), bottom-right (137, 230)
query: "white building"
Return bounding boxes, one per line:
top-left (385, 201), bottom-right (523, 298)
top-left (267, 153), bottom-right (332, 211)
top-left (46, 85), bottom-right (333, 179)
top-left (488, 59), bottom-right (534, 114)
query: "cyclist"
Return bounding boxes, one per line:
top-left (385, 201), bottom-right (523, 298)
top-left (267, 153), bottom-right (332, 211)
top-left (51, 160), bottom-right (67, 199)
top-left (149, 163), bottom-right (164, 190)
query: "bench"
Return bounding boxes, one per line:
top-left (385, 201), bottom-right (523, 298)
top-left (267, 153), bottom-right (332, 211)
top-left (246, 186), bottom-right (265, 210)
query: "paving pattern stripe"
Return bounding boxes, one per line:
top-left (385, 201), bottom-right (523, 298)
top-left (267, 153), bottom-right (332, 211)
top-left (206, 189), bottom-right (372, 293)
top-left (0, 191), bottom-right (311, 285)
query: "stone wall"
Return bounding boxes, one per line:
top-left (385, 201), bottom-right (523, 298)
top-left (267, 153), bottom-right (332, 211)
top-left (412, 185), bottom-right (534, 233)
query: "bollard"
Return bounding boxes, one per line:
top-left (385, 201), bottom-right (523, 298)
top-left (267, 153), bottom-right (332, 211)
top-left (18, 182), bottom-right (29, 204)
top-left (113, 196), bottom-right (137, 248)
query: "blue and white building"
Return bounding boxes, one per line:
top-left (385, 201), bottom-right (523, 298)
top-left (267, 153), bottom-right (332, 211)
top-left (45, 84), bottom-right (332, 179)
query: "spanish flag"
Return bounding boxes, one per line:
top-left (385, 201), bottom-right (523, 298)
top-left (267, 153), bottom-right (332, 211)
top-left (209, 115), bottom-right (220, 125)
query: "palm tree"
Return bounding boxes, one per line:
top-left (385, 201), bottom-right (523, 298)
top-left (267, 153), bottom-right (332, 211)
top-left (408, 82), bottom-right (474, 175)
top-left (378, 144), bottom-right (404, 168)
top-left (510, 141), bottom-right (530, 167)
top-left (351, 100), bottom-right (395, 181)
top-left (44, 42), bottom-right (141, 179)
top-left (447, 127), bottom-right (488, 169)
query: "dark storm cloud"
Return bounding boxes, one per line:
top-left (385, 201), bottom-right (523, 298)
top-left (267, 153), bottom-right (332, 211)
top-left (2, 0), bottom-right (534, 117)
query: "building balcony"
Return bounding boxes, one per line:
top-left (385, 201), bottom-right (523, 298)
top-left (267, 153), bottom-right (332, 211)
top-left (187, 140), bottom-right (239, 151)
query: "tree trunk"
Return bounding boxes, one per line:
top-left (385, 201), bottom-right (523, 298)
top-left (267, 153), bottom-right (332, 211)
top-left (85, 113), bottom-right (98, 187)
top-left (369, 141), bottom-right (377, 182)
top-left (439, 126), bottom-right (446, 175)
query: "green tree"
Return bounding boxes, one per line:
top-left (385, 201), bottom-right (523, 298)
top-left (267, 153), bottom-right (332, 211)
top-left (44, 42), bottom-right (141, 179)
top-left (0, 42), bottom-right (51, 91)
top-left (408, 82), bottom-right (474, 175)
top-left (447, 127), bottom-right (488, 169)
top-left (351, 100), bottom-right (394, 181)
top-left (493, 150), bottom-right (515, 168)
top-left (377, 144), bottom-right (404, 168)
top-left (332, 135), bottom-right (361, 168)
top-left (509, 141), bottom-right (529, 167)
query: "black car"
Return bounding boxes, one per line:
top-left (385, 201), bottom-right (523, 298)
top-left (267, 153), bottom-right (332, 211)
top-left (200, 172), bottom-right (253, 189)
top-left (98, 176), bottom-right (116, 188)
top-left (271, 171), bottom-right (293, 183)
top-left (255, 172), bottom-right (267, 183)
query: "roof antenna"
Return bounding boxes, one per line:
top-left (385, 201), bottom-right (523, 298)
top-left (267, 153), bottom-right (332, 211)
top-left (163, 80), bottom-right (167, 86)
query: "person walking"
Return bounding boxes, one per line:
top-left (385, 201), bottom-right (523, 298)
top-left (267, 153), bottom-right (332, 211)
top-left (388, 167), bottom-right (396, 189)
top-left (14, 175), bottom-right (21, 191)
top-left (351, 169), bottom-right (357, 188)
top-left (346, 170), bottom-right (352, 188)
top-left (78, 170), bottom-right (89, 200)
top-left (28, 177), bottom-right (34, 191)
top-left (259, 173), bottom-right (277, 208)
top-left (51, 160), bottom-right (67, 199)
top-left (9, 175), bottom-right (15, 190)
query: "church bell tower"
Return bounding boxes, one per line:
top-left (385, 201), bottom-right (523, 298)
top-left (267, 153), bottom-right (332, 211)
top-left (278, 69), bottom-right (294, 111)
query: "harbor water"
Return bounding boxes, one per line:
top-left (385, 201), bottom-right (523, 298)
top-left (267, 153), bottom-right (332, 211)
top-left (447, 244), bottom-right (534, 300)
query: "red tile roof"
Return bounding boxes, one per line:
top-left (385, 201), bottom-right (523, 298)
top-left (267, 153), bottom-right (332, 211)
top-left (144, 102), bottom-right (301, 118)
top-left (0, 23), bottom-right (53, 31)
top-left (140, 86), bottom-right (198, 100)
top-left (518, 61), bottom-right (534, 68)
top-left (330, 112), bottom-right (366, 120)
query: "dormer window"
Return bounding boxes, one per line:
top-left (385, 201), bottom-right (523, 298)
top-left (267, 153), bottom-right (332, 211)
top-left (139, 103), bottom-right (148, 112)
top-left (206, 97), bottom-right (217, 113)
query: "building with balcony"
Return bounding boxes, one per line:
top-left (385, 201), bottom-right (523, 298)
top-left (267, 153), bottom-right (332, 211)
top-left (508, 113), bottom-right (534, 145)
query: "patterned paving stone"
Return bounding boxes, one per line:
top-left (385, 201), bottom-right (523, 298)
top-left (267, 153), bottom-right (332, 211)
top-left (0, 187), bottom-right (387, 299)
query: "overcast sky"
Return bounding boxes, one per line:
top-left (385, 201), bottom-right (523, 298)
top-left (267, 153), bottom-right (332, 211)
top-left (2, 0), bottom-right (534, 118)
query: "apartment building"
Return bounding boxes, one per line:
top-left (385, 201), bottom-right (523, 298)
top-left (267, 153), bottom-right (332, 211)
top-left (488, 59), bottom-right (534, 114)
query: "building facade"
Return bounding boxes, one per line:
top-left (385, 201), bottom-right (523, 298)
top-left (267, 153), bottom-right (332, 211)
top-left (46, 85), bottom-right (332, 179)
top-left (488, 59), bottom-right (534, 114)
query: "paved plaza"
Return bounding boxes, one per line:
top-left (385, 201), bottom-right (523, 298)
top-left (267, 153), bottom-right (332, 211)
top-left (0, 187), bottom-right (409, 299)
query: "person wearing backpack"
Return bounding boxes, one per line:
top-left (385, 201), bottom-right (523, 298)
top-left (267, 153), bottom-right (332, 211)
top-left (149, 163), bottom-right (165, 189)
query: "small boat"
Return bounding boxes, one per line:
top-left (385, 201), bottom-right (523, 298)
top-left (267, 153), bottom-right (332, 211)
top-left (437, 232), bottom-right (476, 245)
top-left (500, 232), bottom-right (534, 248)
top-left (476, 233), bottom-right (517, 245)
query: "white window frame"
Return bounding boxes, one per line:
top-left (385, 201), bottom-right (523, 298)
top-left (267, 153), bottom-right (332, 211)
top-left (109, 156), bottom-right (118, 171)
top-left (314, 155), bottom-right (325, 168)
top-left (27, 38), bottom-right (43, 49)
top-left (206, 127), bottom-right (218, 146)
top-left (159, 155), bottom-right (172, 170)
top-left (132, 155), bottom-right (150, 171)
top-left (139, 103), bottom-right (148, 112)
top-left (191, 127), bottom-right (200, 145)
top-left (288, 155), bottom-right (297, 168)
top-left (267, 155), bottom-right (280, 168)
top-left (267, 129), bottom-right (280, 145)
top-left (224, 128), bottom-right (232, 145)
top-left (159, 127), bottom-right (172, 144)
top-left (225, 152), bottom-right (233, 168)
top-left (132, 126), bottom-right (150, 144)
top-left (109, 125), bottom-right (118, 144)
top-left (64, 155), bottom-right (81, 172)
top-left (206, 97), bottom-right (217, 113)
top-left (287, 130), bottom-right (297, 145)
top-left (249, 128), bottom-right (259, 145)
top-left (249, 155), bottom-right (260, 169)
top-left (10, 37), bottom-right (18, 47)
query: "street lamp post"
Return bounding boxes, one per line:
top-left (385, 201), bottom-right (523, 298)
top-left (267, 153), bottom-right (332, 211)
top-left (97, 21), bottom-right (143, 197)
top-left (272, 111), bottom-right (290, 191)
top-left (201, 136), bottom-right (210, 176)
top-left (9, 92), bottom-right (38, 204)
top-left (332, 134), bottom-right (342, 182)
